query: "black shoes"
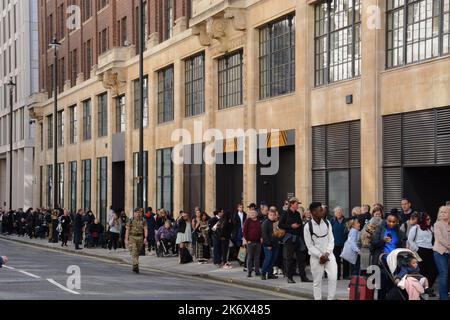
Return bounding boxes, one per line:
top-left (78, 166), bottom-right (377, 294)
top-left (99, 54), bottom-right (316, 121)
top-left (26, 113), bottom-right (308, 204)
top-left (287, 278), bottom-right (296, 284)
top-left (301, 277), bottom-right (313, 283)
top-left (247, 272), bottom-right (252, 278)
top-left (255, 271), bottom-right (261, 276)
top-left (268, 274), bottom-right (279, 280)
top-left (132, 266), bottom-right (140, 274)
top-left (261, 274), bottom-right (267, 280)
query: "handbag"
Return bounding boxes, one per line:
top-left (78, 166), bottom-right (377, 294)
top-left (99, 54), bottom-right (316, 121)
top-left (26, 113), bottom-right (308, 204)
top-left (273, 221), bottom-right (286, 239)
top-left (238, 246), bottom-right (247, 263)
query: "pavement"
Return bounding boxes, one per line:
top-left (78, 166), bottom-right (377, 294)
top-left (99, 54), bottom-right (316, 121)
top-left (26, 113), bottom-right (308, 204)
top-left (0, 234), bottom-right (352, 300)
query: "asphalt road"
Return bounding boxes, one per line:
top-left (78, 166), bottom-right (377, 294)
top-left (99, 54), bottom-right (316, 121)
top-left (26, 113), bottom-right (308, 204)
top-left (0, 239), bottom-right (296, 300)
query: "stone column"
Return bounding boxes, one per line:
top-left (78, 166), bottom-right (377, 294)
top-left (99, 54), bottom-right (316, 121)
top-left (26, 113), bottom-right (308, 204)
top-left (360, 0), bottom-right (384, 205)
top-left (173, 59), bottom-right (184, 215)
top-left (204, 49), bottom-right (215, 214)
top-left (243, 27), bottom-right (256, 206)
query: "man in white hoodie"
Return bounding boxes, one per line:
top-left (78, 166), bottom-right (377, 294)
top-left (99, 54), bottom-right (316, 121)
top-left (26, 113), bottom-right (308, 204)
top-left (304, 202), bottom-right (338, 300)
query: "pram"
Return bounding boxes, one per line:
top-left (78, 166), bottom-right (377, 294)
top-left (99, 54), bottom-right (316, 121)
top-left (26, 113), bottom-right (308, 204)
top-left (379, 248), bottom-right (425, 300)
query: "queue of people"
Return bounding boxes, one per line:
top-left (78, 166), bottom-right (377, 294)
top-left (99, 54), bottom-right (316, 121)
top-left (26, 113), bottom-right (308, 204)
top-left (1, 197), bottom-right (449, 301)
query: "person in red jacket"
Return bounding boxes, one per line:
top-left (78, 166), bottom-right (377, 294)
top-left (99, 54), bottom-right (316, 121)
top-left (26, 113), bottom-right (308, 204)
top-left (243, 209), bottom-right (262, 277)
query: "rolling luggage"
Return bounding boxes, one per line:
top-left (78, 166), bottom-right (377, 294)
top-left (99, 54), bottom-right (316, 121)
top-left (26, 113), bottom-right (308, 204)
top-left (349, 276), bottom-right (374, 300)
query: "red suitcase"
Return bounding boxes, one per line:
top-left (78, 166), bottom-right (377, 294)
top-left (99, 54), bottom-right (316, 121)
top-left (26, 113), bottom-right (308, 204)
top-left (349, 276), bottom-right (374, 300)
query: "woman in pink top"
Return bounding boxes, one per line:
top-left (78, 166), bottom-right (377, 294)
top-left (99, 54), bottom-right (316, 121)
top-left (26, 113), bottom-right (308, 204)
top-left (433, 206), bottom-right (450, 300)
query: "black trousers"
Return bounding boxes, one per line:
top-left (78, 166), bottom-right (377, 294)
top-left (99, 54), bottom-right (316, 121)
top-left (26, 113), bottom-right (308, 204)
top-left (61, 230), bottom-right (69, 245)
top-left (73, 230), bottom-right (82, 249)
top-left (108, 232), bottom-right (120, 250)
top-left (220, 238), bottom-right (230, 264)
top-left (417, 247), bottom-right (438, 288)
top-left (212, 235), bottom-right (221, 264)
top-left (333, 245), bottom-right (350, 279)
top-left (283, 240), bottom-right (308, 279)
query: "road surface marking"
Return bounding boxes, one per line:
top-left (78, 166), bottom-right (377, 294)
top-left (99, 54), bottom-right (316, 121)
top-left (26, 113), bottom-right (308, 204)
top-left (18, 270), bottom-right (41, 279)
top-left (47, 278), bottom-right (80, 295)
top-left (2, 265), bottom-right (15, 270)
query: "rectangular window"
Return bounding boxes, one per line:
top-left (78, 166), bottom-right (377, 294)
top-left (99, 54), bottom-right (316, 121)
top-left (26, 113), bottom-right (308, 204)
top-left (85, 39), bottom-right (92, 79)
top-left (97, 157), bottom-right (107, 224)
top-left (98, 93), bottom-right (108, 137)
top-left (57, 110), bottom-right (64, 147)
top-left (315, 0), bottom-right (361, 86)
top-left (70, 49), bottom-right (78, 87)
top-left (82, 0), bottom-right (92, 22)
top-left (116, 95), bottom-right (126, 132)
top-left (69, 161), bottom-right (77, 213)
top-left (387, 0), bottom-right (449, 68)
top-left (82, 159), bottom-right (91, 210)
top-left (218, 50), bottom-right (243, 109)
top-left (158, 66), bottom-right (174, 123)
top-left (70, 105), bottom-right (78, 144)
top-left (259, 14), bottom-right (296, 98)
top-left (156, 148), bottom-right (173, 213)
top-left (57, 163), bottom-right (64, 208)
top-left (119, 17), bottom-right (128, 46)
top-left (185, 53), bottom-right (205, 117)
top-left (165, 0), bottom-right (174, 40)
top-left (82, 99), bottom-right (92, 140)
top-left (47, 115), bottom-right (53, 149)
top-left (133, 152), bottom-right (148, 209)
top-left (133, 76), bottom-right (148, 129)
top-left (98, 28), bottom-right (108, 54)
top-left (47, 164), bottom-right (53, 208)
top-left (40, 166), bottom-right (43, 208)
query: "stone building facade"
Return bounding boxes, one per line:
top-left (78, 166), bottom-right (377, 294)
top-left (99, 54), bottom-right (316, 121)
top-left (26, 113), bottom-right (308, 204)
top-left (30, 0), bottom-right (450, 223)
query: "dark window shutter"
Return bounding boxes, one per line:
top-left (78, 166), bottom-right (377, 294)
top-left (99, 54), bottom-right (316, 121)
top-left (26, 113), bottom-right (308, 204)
top-left (383, 167), bottom-right (403, 211)
top-left (312, 170), bottom-right (326, 204)
top-left (403, 110), bottom-right (435, 166)
top-left (327, 122), bottom-right (349, 169)
top-left (436, 108), bottom-right (450, 164)
top-left (383, 114), bottom-right (402, 166)
top-left (312, 126), bottom-right (326, 170)
top-left (350, 121), bottom-right (361, 168)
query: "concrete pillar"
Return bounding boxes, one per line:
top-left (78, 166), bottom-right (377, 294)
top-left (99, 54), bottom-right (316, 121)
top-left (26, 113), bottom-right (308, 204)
top-left (296, 0), bottom-right (314, 205)
top-left (360, 0), bottom-right (384, 205)
top-left (173, 59), bottom-right (184, 215)
top-left (243, 27), bottom-right (256, 206)
top-left (204, 49), bottom-right (215, 214)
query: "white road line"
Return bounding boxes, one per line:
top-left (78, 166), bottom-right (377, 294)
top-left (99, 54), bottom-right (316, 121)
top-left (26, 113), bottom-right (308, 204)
top-left (17, 270), bottom-right (41, 279)
top-left (2, 265), bottom-right (41, 279)
top-left (47, 278), bottom-right (80, 295)
top-left (2, 265), bottom-right (15, 270)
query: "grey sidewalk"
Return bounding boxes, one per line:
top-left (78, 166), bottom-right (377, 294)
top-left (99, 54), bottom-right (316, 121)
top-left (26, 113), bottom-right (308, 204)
top-left (0, 234), bottom-right (351, 300)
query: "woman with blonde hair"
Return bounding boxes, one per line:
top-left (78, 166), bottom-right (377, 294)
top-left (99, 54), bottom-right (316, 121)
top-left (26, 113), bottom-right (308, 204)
top-left (433, 205), bottom-right (450, 300)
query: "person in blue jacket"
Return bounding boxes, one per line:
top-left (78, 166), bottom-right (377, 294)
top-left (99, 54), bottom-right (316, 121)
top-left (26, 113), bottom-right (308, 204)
top-left (0, 255), bottom-right (8, 267)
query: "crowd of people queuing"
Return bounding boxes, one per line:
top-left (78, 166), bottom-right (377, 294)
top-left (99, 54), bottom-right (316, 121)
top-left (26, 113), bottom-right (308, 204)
top-left (1, 197), bottom-right (449, 301)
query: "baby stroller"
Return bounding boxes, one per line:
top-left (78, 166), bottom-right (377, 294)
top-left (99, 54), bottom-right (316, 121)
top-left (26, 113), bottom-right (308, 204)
top-left (379, 248), bottom-right (424, 300)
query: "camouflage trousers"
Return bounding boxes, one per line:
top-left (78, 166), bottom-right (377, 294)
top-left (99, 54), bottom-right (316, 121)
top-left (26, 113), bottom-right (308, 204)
top-left (129, 236), bottom-right (144, 267)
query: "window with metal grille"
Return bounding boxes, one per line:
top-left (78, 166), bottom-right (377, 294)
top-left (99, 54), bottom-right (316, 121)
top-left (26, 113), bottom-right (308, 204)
top-left (133, 152), bottom-right (148, 209)
top-left (98, 93), bottom-right (108, 137)
top-left (259, 14), bottom-right (295, 99)
top-left (97, 157), bottom-right (107, 224)
top-left (57, 163), bottom-right (64, 208)
top-left (83, 99), bottom-right (92, 140)
top-left (133, 76), bottom-right (149, 129)
top-left (315, 0), bottom-right (361, 87)
top-left (57, 110), bottom-right (64, 147)
top-left (47, 115), bottom-right (53, 149)
top-left (387, 0), bottom-right (450, 68)
top-left (157, 148), bottom-right (173, 213)
top-left (116, 95), bottom-right (126, 133)
top-left (82, 159), bottom-right (91, 210)
top-left (69, 161), bottom-right (77, 213)
top-left (158, 66), bottom-right (174, 123)
top-left (185, 53), bottom-right (205, 117)
top-left (218, 50), bottom-right (243, 109)
top-left (70, 105), bottom-right (77, 144)
top-left (47, 164), bottom-right (53, 207)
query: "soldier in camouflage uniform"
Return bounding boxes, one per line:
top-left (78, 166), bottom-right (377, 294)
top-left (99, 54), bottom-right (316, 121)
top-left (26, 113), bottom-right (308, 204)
top-left (125, 208), bottom-right (148, 273)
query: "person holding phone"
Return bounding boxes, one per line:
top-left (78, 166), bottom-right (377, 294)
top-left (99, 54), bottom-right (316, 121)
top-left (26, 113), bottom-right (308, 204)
top-left (370, 210), bottom-right (407, 299)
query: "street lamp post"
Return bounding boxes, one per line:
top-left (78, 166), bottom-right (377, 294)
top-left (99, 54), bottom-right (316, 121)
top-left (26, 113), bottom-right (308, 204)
top-left (137, 0), bottom-right (145, 210)
top-left (49, 38), bottom-right (61, 210)
top-left (7, 77), bottom-right (16, 211)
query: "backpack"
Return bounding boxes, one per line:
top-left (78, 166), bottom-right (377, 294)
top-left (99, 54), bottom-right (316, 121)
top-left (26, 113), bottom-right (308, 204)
top-left (308, 219), bottom-right (330, 245)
